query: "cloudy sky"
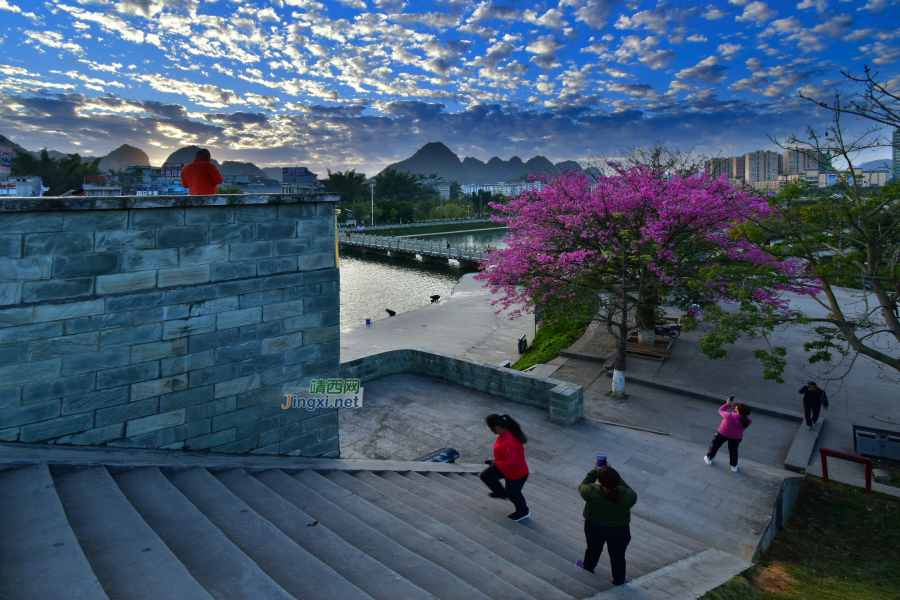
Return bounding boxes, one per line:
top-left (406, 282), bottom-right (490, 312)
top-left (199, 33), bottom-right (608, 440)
top-left (1, 0), bottom-right (898, 174)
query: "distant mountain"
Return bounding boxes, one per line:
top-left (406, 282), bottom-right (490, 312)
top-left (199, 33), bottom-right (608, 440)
top-left (383, 142), bottom-right (581, 184)
top-left (219, 161), bottom-right (267, 178)
top-left (0, 134), bottom-right (71, 160)
top-left (98, 144), bottom-right (150, 172)
top-left (857, 158), bottom-right (893, 171)
top-left (163, 146), bottom-right (221, 168)
top-left (387, 142), bottom-right (470, 182)
top-left (263, 167), bottom-right (283, 181)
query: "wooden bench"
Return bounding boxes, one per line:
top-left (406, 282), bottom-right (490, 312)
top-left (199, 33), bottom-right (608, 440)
top-left (626, 341), bottom-right (671, 358)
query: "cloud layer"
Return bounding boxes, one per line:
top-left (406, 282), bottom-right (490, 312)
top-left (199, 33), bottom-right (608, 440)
top-left (1, 0), bottom-right (898, 173)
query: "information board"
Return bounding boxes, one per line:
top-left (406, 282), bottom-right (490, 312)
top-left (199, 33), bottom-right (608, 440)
top-left (283, 167), bottom-right (308, 178)
top-left (0, 146), bottom-right (11, 173)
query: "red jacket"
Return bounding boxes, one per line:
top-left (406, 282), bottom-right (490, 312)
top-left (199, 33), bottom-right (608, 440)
top-left (493, 430), bottom-right (529, 479)
top-left (181, 157), bottom-right (223, 195)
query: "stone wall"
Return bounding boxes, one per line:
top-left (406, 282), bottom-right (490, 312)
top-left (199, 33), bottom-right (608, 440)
top-left (0, 194), bottom-right (341, 457)
top-left (340, 349), bottom-right (583, 426)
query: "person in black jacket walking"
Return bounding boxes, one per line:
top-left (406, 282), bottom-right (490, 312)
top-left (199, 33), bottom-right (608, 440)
top-left (799, 381), bottom-right (828, 430)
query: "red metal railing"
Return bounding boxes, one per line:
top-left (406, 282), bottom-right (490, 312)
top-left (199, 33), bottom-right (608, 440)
top-left (819, 447), bottom-right (872, 494)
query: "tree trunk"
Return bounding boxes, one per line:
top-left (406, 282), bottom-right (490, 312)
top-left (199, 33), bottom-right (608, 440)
top-left (635, 300), bottom-right (656, 345)
top-left (611, 323), bottom-right (628, 399)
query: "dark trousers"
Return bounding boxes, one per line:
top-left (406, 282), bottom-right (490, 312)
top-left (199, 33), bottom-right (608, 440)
top-left (583, 521), bottom-right (631, 585)
top-left (479, 466), bottom-right (529, 514)
top-left (804, 402), bottom-right (822, 426)
top-left (707, 432), bottom-right (742, 467)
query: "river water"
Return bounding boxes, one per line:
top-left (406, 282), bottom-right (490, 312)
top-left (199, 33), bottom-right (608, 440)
top-left (339, 228), bottom-right (508, 331)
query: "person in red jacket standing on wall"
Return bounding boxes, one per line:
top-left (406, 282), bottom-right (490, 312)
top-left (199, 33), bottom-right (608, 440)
top-left (180, 148), bottom-right (224, 195)
top-left (480, 413), bottom-right (531, 521)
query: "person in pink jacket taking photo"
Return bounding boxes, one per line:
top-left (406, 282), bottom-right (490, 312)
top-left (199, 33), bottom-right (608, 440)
top-left (704, 396), bottom-right (752, 472)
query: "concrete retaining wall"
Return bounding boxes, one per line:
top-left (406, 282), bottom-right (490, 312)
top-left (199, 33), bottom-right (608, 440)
top-left (0, 194), bottom-right (342, 457)
top-left (340, 349), bottom-right (584, 425)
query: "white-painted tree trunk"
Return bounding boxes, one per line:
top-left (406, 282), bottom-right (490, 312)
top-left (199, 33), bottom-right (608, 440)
top-left (636, 329), bottom-right (655, 345)
top-left (612, 368), bottom-right (626, 399)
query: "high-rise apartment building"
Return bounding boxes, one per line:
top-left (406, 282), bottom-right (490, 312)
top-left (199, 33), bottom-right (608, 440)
top-left (731, 155), bottom-right (745, 180)
top-left (744, 150), bottom-right (780, 182)
top-left (893, 128), bottom-right (900, 180)
top-left (783, 148), bottom-right (819, 175)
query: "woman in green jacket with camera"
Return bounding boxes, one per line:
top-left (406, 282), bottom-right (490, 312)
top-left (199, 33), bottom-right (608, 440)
top-left (576, 460), bottom-right (637, 586)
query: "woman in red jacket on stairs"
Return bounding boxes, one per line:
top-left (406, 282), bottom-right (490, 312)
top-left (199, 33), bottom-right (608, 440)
top-left (480, 414), bottom-right (531, 521)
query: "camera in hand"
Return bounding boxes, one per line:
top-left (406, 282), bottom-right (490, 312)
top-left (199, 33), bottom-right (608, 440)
top-left (596, 454), bottom-right (607, 468)
top-left (484, 459), bottom-right (492, 465)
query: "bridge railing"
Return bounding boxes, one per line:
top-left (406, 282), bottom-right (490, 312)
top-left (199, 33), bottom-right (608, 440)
top-left (340, 233), bottom-right (492, 262)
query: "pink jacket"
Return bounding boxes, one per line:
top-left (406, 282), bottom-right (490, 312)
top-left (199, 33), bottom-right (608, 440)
top-left (717, 405), bottom-right (751, 439)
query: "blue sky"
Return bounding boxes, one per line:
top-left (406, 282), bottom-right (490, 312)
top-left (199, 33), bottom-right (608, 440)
top-left (1, 0), bottom-right (898, 174)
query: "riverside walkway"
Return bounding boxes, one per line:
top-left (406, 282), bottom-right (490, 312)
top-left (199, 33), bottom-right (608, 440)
top-left (339, 232), bottom-right (491, 266)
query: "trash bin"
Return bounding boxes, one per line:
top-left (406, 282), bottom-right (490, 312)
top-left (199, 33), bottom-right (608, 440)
top-left (517, 335), bottom-right (527, 354)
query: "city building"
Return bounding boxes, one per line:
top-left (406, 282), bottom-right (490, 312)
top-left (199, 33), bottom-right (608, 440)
top-left (782, 148), bottom-right (818, 175)
top-left (893, 128), bottom-right (900, 181)
top-left (121, 164), bottom-right (187, 195)
top-left (0, 176), bottom-right (45, 197)
top-left (281, 167), bottom-right (325, 194)
top-left (744, 150), bottom-right (780, 182)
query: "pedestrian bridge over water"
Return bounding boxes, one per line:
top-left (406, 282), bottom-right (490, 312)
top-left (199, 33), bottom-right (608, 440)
top-left (339, 233), bottom-right (491, 267)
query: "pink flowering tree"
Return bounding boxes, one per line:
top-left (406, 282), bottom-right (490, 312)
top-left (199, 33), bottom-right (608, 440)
top-left (477, 165), bottom-right (806, 398)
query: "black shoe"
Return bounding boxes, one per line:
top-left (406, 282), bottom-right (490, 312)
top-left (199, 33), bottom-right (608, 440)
top-left (488, 492), bottom-right (507, 500)
top-left (507, 510), bottom-right (531, 521)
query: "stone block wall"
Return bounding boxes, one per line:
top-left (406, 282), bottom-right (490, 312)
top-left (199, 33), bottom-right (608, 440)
top-left (340, 349), bottom-right (583, 425)
top-left (0, 195), bottom-right (341, 457)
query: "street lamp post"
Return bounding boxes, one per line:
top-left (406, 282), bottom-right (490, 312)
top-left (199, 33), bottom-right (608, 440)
top-left (369, 182), bottom-right (374, 226)
top-left (467, 204), bottom-right (470, 219)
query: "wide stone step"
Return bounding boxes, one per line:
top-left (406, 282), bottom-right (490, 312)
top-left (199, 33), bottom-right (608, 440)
top-left (255, 468), bottom-right (489, 600)
top-left (0, 465), bottom-right (107, 600)
top-left (440, 473), bottom-right (661, 577)
top-left (214, 468), bottom-right (432, 600)
top-left (416, 471), bottom-right (618, 583)
top-left (451, 474), bottom-right (674, 572)
top-left (167, 467), bottom-right (371, 600)
top-left (469, 472), bottom-right (700, 572)
top-left (324, 469), bottom-right (570, 600)
top-left (113, 467), bottom-right (293, 600)
top-left (358, 469), bottom-right (600, 599)
top-left (53, 466), bottom-right (212, 600)
top-left (379, 470), bottom-right (609, 597)
top-left (520, 477), bottom-right (691, 560)
top-left (294, 469), bottom-right (531, 600)
top-left (523, 473), bottom-right (708, 555)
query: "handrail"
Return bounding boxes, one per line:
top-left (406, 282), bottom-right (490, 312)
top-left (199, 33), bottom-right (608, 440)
top-left (819, 447), bottom-right (872, 494)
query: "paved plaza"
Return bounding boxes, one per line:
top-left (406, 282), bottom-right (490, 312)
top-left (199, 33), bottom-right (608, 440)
top-left (341, 373), bottom-right (793, 561)
top-left (340, 273), bottom-right (535, 367)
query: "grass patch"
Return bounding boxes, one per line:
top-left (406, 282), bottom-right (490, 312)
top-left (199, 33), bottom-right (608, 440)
top-left (512, 316), bottom-right (588, 371)
top-left (702, 476), bottom-right (900, 599)
top-left (349, 221), bottom-right (505, 236)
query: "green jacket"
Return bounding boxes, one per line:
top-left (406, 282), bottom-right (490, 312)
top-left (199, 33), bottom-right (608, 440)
top-left (578, 470), bottom-right (637, 527)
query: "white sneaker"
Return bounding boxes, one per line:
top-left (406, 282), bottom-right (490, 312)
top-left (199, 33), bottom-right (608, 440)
top-left (806, 425), bottom-right (813, 430)
top-left (703, 456), bottom-right (712, 466)
top-left (731, 465), bottom-right (738, 473)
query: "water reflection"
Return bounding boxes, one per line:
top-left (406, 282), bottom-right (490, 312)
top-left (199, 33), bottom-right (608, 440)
top-left (339, 228), bottom-right (508, 332)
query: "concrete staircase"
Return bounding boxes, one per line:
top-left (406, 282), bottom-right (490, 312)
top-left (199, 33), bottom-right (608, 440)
top-left (1, 457), bottom-right (716, 600)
